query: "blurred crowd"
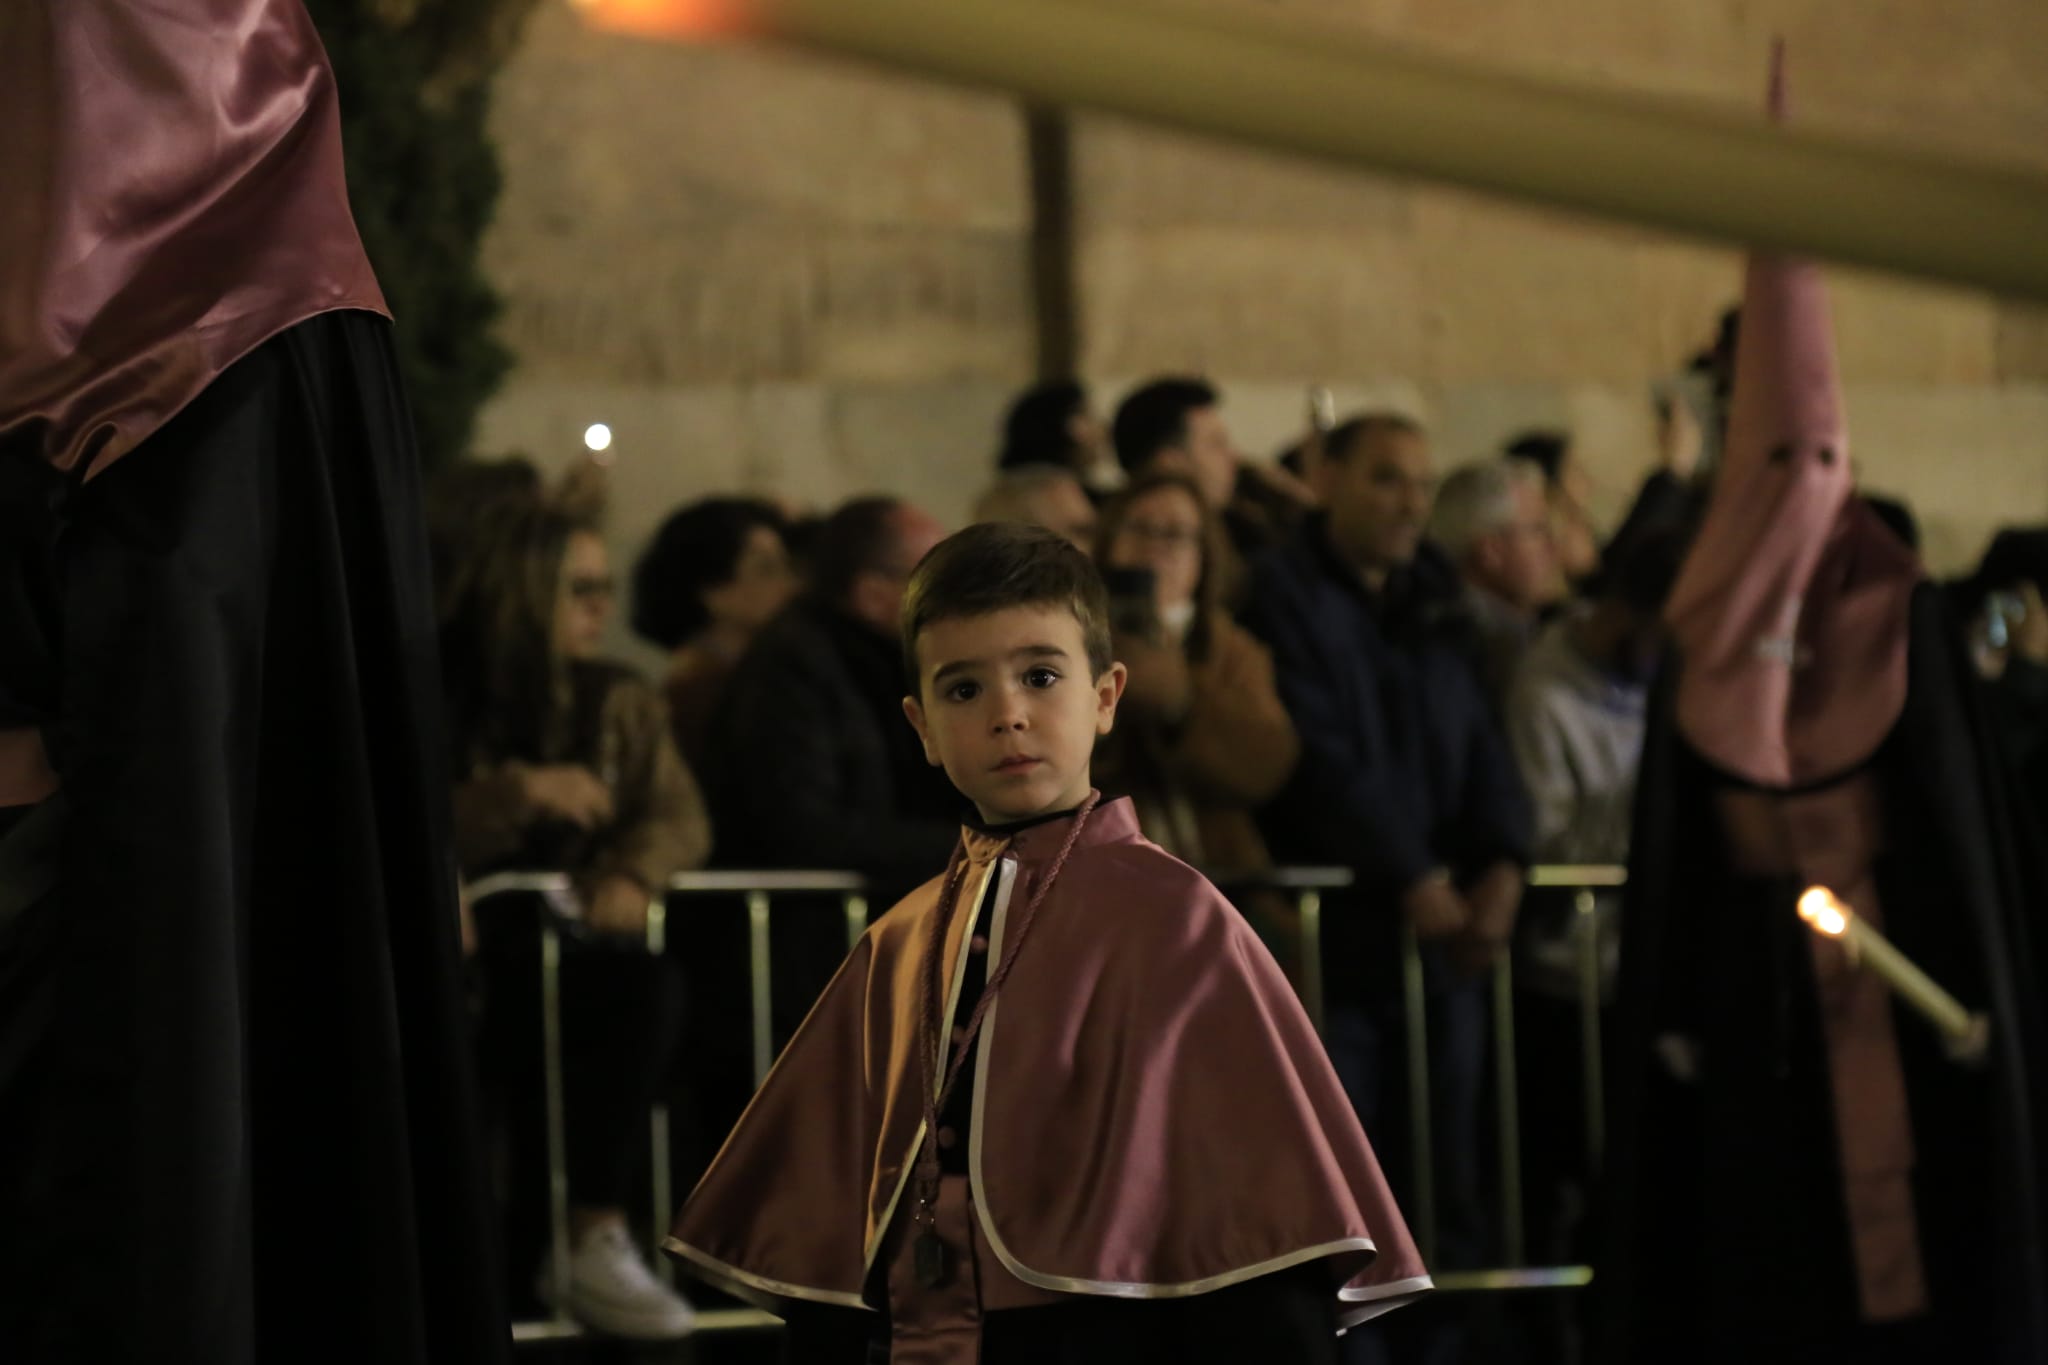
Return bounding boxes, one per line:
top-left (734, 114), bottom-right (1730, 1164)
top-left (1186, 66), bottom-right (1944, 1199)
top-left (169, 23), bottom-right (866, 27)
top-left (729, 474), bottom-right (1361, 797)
top-left (425, 314), bottom-right (2048, 1358)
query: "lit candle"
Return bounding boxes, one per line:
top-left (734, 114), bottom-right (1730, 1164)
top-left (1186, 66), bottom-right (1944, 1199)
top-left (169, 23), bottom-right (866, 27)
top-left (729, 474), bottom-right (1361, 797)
top-left (1798, 887), bottom-right (1989, 1062)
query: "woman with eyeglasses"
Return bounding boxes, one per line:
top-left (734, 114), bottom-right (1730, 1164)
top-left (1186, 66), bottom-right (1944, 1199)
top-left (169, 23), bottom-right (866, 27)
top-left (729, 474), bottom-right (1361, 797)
top-left (438, 494), bottom-right (709, 1341)
top-left (1094, 472), bottom-right (1300, 900)
top-left (630, 498), bottom-right (800, 779)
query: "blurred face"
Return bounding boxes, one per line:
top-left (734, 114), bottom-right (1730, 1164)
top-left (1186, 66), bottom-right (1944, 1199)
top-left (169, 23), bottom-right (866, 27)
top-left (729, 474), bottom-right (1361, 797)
top-left (1148, 404), bottom-right (1237, 511)
top-left (1470, 480), bottom-right (1565, 612)
top-left (704, 523), bottom-right (797, 636)
top-left (554, 530), bottom-right (614, 660)
top-left (1549, 488), bottom-right (1601, 583)
top-left (1106, 485), bottom-right (1204, 616)
top-left (1326, 428), bottom-right (1436, 580)
top-left (1021, 475), bottom-right (1100, 556)
top-left (1066, 409), bottom-right (1111, 473)
top-left (903, 605), bottom-right (1126, 824)
top-left (1546, 452), bottom-right (1600, 582)
top-left (847, 505), bottom-right (947, 636)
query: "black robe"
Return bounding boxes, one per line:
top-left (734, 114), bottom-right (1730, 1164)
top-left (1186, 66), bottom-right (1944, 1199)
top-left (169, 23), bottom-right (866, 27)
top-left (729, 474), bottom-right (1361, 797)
top-left (1597, 584), bottom-right (2048, 1364)
top-left (0, 313), bottom-right (507, 1364)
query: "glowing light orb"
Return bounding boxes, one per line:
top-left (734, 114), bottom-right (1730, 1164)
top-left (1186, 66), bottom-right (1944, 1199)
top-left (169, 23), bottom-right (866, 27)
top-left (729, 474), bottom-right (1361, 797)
top-left (1798, 886), bottom-right (1849, 937)
top-left (583, 423), bottom-right (613, 453)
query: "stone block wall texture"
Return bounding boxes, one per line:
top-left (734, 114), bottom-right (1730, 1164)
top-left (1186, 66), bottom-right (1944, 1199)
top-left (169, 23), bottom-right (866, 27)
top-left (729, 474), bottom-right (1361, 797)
top-left (475, 0), bottom-right (2048, 665)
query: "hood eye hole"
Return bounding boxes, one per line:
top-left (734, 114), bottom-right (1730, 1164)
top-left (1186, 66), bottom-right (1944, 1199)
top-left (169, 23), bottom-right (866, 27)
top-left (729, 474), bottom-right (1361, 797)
top-left (1768, 444), bottom-right (1794, 465)
top-left (1818, 446), bottom-right (1838, 466)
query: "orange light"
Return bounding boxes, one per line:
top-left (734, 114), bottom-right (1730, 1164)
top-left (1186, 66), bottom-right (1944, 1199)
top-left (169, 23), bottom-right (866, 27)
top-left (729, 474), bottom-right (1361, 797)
top-left (1798, 886), bottom-right (1850, 938)
top-left (574, 0), bottom-right (753, 41)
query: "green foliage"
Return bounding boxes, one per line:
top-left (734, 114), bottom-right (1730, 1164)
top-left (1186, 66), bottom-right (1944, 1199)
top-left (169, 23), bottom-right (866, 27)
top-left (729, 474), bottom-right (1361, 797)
top-left (306, 0), bottom-right (534, 468)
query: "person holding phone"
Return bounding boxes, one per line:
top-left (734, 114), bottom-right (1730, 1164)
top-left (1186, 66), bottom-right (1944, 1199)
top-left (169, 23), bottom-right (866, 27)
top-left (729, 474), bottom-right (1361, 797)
top-left (1092, 473), bottom-right (1299, 877)
top-left (441, 495), bottom-right (708, 1340)
top-left (1951, 529), bottom-right (2048, 847)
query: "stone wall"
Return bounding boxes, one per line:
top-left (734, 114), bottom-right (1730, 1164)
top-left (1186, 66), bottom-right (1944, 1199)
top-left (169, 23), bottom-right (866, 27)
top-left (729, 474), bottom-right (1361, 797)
top-left (475, 1), bottom-right (1034, 670)
top-left (475, 0), bottom-right (2048, 664)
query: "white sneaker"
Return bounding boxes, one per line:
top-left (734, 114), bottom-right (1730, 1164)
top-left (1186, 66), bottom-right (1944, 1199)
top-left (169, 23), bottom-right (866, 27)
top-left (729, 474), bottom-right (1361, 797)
top-left (538, 1222), bottom-right (698, 1341)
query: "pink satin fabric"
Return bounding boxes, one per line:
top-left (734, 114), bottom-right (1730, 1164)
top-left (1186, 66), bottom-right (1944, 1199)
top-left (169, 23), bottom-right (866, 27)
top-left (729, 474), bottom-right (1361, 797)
top-left (0, 0), bottom-right (386, 806)
top-left (0, 0), bottom-right (387, 480)
top-left (666, 797), bottom-right (1428, 1337)
top-left (1715, 776), bottom-right (1927, 1322)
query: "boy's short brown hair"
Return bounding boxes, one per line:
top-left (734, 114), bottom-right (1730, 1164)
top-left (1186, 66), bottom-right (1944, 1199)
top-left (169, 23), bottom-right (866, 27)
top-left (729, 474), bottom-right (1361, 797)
top-left (901, 522), bottom-right (1113, 692)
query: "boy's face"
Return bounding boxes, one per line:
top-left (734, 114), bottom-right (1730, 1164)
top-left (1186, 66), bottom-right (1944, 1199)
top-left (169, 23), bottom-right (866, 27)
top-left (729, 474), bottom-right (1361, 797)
top-left (902, 604), bottom-right (1126, 825)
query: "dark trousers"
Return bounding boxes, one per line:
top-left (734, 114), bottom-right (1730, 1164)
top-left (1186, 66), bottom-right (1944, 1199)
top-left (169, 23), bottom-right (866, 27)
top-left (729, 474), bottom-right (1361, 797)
top-left (782, 1263), bottom-right (1341, 1364)
top-left (0, 313), bottom-right (506, 1365)
top-left (476, 918), bottom-right (683, 1290)
top-left (1325, 980), bottom-right (1489, 1365)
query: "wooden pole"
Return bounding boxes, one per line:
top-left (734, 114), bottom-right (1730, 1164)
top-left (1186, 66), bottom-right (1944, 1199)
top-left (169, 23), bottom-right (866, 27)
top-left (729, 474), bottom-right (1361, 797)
top-left (1024, 105), bottom-right (1079, 382)
top-left (577, 0), bottom-right (2048, 300)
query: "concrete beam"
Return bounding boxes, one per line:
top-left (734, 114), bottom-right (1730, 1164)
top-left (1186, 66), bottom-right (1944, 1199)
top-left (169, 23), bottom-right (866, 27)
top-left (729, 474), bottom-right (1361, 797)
top-left (576, 0), bottom-right (2048, 300)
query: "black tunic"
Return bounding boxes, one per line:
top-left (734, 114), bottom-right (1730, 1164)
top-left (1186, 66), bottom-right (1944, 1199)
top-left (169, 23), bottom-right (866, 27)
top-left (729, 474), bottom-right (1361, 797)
top-left (0, 314), bottom-right (507, 1365)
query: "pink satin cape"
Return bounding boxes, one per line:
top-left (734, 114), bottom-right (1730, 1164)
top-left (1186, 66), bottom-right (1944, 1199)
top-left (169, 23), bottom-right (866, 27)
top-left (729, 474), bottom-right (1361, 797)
top-left (0, 0), bottom-right (387, 481)
top-left (665, 797), bottom-right (1430, 1333)
top-left (0, 0), bottom-right (386, 806)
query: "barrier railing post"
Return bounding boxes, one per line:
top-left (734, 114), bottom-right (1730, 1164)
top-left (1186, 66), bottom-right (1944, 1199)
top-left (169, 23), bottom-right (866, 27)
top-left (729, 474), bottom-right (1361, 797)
top-left (1575, 887), bottom-right (1606, 1173)
top-left (843, 892), bottom-right (868, 953)
top-left (1492, 951), bottom-right (1525, 1268)
top-left (540, 916), bottom-right (574, 1325)
top-left (747, 890), bottom-right (774, 1085)
top-left (1401, 920), bottom-right (1437, 1267)
top-left (646, 892), bottom-right (674, 1283)
top-left (1295, 887), bottom-right (1325, 1035)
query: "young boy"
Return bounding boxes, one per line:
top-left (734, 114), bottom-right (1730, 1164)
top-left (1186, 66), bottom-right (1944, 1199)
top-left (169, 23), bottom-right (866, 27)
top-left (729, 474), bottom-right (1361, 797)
top-left (665, 523), bottom-right (1427, 1362)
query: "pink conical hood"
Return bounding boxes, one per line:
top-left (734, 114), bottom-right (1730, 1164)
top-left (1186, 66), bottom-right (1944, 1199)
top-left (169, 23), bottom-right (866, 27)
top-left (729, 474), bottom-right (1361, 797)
top-left (1664, 47), bottom-right (1919, 788)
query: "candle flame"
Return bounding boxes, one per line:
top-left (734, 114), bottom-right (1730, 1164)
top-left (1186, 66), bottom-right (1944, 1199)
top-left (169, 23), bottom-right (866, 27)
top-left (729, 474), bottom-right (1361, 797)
top-left (1798, 886), bottom-right (1850, 937)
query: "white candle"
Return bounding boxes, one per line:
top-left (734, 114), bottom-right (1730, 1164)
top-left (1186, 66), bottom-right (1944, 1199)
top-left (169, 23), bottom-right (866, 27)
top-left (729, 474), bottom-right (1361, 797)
top-left (1798, 886), bottom-right (1988, 1062)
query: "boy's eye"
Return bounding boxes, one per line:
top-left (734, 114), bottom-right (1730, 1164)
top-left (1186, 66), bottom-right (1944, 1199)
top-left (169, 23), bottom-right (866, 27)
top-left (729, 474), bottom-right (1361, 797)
top-left (1023, 667), bottom-right (1060, 689)
top-left (945, 680), bottom-right (981, 703)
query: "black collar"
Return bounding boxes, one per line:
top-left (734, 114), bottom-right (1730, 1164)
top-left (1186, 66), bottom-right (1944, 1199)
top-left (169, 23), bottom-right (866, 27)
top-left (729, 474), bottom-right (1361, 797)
top-left (963, 803), bottom-right (1084, 837)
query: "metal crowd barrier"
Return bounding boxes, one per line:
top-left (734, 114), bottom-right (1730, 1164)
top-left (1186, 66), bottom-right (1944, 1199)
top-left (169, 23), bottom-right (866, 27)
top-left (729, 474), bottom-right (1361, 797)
top-left (466, 861), bottom-right (1626, 1341)
top-left (466, 869), bottom-right (865, 1342)
top-left (1424, 864), bottom-right (1626, 1294)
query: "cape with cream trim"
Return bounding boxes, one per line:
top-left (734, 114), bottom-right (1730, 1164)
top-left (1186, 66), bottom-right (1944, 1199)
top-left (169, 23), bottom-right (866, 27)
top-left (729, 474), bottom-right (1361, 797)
top-left (664, 796), bottom-right (1429, 1330)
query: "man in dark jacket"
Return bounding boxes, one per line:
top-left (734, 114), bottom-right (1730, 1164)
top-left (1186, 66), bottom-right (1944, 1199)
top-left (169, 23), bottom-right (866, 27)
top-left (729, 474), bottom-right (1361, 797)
top-left (705, 495), bottom-right (956, 901)
top-left (685, 496), bottom-right (957, 1185)
top-left (1242, 413), bottom-right (1530, 1363)
top-left (1112, 376), bottom-right (1316, 572)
